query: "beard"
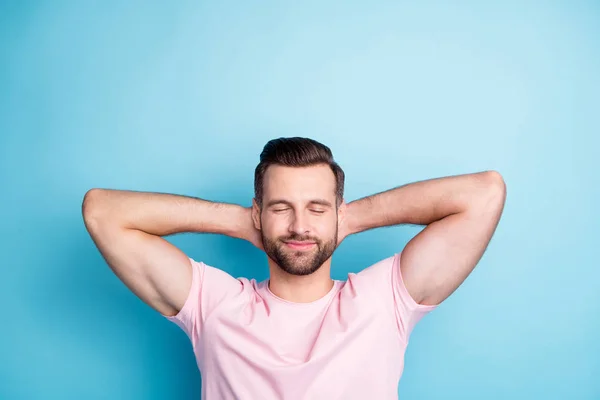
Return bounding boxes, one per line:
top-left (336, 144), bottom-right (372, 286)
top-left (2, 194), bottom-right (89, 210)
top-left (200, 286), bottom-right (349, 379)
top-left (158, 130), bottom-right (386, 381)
top-left (261, 229), bottom-right (338, 276)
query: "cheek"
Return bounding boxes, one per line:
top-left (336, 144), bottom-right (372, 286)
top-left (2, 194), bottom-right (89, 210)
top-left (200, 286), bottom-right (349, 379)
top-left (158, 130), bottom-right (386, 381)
top-left (316, 216), bottom-right (338, 236)
top-left (261, 217), bottom-right (286, 237)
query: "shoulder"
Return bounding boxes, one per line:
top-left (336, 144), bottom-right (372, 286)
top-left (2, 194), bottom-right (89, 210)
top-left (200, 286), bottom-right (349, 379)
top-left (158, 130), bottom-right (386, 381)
top-left (352, 252), bottom-right (433, 310)
top-left (353, 253), bottom-right (398, 282)
top-left (341, 253), bottom-right (399, 304)
top-left (186, 258), bottom-right (256, 307)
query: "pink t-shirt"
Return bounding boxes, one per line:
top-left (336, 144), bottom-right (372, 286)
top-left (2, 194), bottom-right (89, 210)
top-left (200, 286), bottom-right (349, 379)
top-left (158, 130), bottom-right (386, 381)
top-left (164, 252), bottom-right (436, 399)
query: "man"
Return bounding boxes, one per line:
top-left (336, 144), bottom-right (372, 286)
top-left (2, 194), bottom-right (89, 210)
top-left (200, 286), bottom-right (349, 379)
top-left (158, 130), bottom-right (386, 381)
top-left (82, 137), bottom-right (506, 399)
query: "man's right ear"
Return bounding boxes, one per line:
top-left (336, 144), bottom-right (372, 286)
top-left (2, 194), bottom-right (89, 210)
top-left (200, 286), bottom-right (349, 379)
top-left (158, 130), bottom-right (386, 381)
top-left (251, 198), bottom-right (261, 230)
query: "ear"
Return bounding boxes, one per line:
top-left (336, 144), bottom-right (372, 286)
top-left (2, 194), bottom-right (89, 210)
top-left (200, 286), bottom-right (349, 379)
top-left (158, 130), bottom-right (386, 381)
top-left (337, 198), bottom-right (347, 220)
top-left (251, 198), bottom-right (261, 230)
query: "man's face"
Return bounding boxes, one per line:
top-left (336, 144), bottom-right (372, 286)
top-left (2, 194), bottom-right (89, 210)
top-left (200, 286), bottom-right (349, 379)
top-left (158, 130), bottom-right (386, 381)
top-left (255, 164), bottom-right (341, 276)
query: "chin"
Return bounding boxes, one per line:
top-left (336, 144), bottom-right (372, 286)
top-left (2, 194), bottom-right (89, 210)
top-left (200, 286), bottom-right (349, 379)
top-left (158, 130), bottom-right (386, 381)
top-left (283, 267), bottom-right (320, 277)
top-left (279, 259), bottom-right (322, 276)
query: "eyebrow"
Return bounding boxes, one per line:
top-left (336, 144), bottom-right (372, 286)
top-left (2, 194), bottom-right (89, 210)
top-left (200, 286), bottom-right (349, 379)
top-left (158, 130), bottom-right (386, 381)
top-left (266, 199), bottom-right (333, 208)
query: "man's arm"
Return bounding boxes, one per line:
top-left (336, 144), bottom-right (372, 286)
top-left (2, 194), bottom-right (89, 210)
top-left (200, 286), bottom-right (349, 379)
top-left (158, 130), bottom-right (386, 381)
top-left (82, 189), bottom-right (262, 316)
top-left (343, 170), bottom-right (506, 306)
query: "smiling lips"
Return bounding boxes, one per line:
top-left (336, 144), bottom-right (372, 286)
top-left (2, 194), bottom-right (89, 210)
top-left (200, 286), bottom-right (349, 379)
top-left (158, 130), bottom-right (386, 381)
top-left (284, 241), bottom-right (316, 250)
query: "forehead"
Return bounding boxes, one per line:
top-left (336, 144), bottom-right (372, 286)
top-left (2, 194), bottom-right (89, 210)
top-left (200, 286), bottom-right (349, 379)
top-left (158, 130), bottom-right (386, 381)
top-left (262, 164), bottom-right (336, 202)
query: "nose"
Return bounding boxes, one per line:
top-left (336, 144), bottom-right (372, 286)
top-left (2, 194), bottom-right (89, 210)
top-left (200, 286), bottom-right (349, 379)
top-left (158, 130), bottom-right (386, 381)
top-left (289, 210), bottom-right (309, 236)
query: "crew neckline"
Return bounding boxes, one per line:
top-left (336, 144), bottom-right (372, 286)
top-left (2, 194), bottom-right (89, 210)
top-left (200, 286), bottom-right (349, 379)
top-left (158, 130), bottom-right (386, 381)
top-left (264, 279), bottom-right (340, 306)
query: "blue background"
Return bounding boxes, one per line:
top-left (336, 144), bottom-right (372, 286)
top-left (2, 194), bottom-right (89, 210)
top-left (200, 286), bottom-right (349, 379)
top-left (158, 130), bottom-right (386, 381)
top-left (1, 1), bottom-right (598, 399)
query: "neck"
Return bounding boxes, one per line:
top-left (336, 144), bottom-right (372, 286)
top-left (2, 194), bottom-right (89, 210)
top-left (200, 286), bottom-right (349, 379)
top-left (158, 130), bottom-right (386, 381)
top-left (267, 259), bottom-right (334, 303)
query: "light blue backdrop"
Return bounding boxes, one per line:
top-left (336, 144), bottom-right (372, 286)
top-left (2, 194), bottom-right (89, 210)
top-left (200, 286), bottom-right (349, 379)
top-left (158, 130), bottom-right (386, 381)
top-left (1, 1), bottom-right (598, 399)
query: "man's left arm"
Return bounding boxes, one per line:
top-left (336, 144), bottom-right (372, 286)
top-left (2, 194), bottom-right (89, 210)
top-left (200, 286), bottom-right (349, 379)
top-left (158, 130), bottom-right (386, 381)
top-left (341, 170), bottom-right (507, 306)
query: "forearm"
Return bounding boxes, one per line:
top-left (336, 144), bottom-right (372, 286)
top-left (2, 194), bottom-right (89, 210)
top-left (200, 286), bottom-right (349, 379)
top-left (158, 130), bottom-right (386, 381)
top-left (82, 188), bottom-right (248, 239)
top-left (345, 170), bottom-right (503, 234)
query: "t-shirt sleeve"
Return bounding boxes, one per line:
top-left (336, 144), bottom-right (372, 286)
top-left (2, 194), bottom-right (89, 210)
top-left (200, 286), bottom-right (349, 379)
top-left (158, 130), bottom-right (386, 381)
top-left (356, 252), bottom-right (437, 343)
top-left (163, 257), bottom-right (243, 343)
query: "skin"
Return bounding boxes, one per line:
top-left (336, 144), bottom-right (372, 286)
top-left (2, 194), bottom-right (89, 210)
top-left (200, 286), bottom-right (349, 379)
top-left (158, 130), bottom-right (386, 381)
top-left (250, 165), bottom-right (506, 306)
top-left (82, 162), bottom-right (505, 316)
top-left (251, 163), bottom-right (347, 303)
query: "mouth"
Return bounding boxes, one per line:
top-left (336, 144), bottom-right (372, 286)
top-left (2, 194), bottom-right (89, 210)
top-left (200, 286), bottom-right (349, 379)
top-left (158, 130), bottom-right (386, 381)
top-left (283, 241), bottom-right (317, 250)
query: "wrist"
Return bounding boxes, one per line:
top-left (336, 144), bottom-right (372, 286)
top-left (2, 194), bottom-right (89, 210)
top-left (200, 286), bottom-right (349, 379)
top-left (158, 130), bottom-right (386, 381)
top-left (231, 205), bottom-right (252, 240)
top-left (344, 200), bottom-right (367, 236)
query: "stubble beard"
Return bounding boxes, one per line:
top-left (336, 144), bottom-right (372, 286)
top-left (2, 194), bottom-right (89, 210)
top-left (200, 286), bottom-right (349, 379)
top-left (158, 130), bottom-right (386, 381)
top-left (262, 229), bottom-right (338, 276)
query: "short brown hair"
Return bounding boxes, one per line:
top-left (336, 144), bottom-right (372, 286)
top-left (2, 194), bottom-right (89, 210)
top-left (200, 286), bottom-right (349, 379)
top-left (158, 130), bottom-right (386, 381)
top-left (254, 137), bottom-right (345, 208)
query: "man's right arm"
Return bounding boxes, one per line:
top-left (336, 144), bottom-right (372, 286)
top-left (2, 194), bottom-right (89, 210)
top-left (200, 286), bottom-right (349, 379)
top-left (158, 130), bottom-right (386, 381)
top-left (81, 189), bottom-right (259, 317)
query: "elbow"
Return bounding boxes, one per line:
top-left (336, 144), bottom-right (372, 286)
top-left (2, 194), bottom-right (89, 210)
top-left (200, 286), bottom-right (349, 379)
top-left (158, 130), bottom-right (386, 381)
top-left (481, 170), bottom-right (507, 209)
top-left (82, 188), bottom-right (106, 221)
top-left (466, 171), bottom-right (506, 213)
top-left (485, 170), bottom-right (505, 186)
top-left (485, 170), bottom-right (506, 196)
